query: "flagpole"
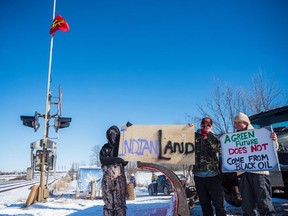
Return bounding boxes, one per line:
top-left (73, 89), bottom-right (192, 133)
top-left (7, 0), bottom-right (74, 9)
top-left (38, 0), bottom-right (57, 202)
top-left (43, 0), bottom-right (56, 141)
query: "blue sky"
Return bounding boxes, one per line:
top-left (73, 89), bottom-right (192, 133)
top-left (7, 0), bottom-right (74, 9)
top-left (0, 0), bottom-right (287, 172)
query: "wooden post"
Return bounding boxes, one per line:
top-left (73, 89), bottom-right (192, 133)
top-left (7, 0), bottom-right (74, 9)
top-left (127, 183), bottom-right (135, 200)
top-left (25, 184), bottom-right (39, 207)
top-left (90, 180), bottom-right (96, 200)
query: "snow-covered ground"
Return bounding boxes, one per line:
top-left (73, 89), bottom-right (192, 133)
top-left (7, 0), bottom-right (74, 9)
top-left (0, 172), bottom-right (287, 216)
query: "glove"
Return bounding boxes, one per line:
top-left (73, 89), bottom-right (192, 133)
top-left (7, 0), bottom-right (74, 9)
top-left (116, 157), bottom-right (128, 166)
top-left (201, 129), bottom-right (208, 139)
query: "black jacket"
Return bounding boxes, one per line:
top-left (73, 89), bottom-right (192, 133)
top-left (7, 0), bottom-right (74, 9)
top-left (100, 125), bottom-right (127, 166)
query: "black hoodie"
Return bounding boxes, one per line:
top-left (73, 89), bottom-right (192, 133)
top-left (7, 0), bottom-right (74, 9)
top-left (99, 125), bottom-right (127, 166)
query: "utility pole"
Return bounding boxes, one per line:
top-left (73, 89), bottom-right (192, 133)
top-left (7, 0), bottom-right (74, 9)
top-left (21, 0), bottom-right (71, 203)
top-left (37, 7), bottom-right (54, 197)
top-left (37, 89), bottom-right (51, 202)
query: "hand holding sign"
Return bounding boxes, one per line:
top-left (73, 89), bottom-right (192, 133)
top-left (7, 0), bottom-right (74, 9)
top-left (220, 127), bottom-right (280, 172)
top-left (270, 132), bottom-right (278, 141)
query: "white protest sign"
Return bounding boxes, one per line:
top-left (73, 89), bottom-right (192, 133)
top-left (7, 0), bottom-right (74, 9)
top-left (220, 127), bottom-right (280, 172)
top-left (118, 125), bottom-right (195, 165)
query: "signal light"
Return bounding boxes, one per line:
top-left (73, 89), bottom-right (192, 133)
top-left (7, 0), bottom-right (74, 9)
top-left (20, 113), bottom-right (40, 132)
top-left (54, 117), bottom-right (72, 132)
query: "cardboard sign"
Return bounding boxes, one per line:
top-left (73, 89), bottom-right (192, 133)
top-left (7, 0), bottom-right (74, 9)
top-left (119, 125), bottom-right (195, 165)
top-left (220, 127), bottom-right (280, 172)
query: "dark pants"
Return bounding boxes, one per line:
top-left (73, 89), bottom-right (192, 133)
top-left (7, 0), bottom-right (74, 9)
top-left (194, 175), bottom-right (226, 216)
top-left (239, 173), bottom-right (275, 216)
top-left (103, 207), bottom-right (126, 216)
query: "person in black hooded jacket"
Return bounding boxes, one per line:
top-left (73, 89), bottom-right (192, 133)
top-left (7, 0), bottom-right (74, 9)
top-left (100, 125), bottom-right (128, 216)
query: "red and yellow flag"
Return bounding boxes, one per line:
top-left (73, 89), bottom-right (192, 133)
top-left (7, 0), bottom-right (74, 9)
top-left (50, 14), bottom-right (70, 36)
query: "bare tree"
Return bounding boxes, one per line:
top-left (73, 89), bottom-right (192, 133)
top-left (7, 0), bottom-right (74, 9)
top-left (90, 145), bottom-right (101, 167)
top-left (247, 70), bottom-right (283, 113)
top-left (197, 80), bottom-right (247, 134)
top-left (196, 71), bottom-right (286, 134)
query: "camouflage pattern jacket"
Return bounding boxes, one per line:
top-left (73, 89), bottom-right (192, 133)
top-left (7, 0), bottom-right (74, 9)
top-left (193, 131), bottom-right (221, 174)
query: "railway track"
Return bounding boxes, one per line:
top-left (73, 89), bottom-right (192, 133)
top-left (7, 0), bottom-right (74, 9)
top-left (0, 179), bottom-right (58, 193)
top-left (0, 180), bottom-right (38, 193)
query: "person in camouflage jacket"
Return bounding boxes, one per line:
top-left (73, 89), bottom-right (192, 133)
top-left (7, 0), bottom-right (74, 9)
top-left (193, 117), bottom-right (226, 216)
top-left (100, 125), bottom-right (128, 216)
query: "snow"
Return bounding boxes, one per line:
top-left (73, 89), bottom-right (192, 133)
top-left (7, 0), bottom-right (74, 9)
top-left (0, 172), bottom-right (288, 216)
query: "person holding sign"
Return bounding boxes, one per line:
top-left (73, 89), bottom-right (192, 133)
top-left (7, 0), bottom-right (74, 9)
top-left (234, 112), bottom-right (278, 216)
top-left (193, 117), bottom-right (226, 216)
top-left (100, 125), bottom-right (128, 216)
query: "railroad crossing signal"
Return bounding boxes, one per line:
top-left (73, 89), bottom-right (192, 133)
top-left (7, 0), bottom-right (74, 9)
top-left (21, 104), bottom-right (71, 203)
top-left (35, 150), bottom-right (55, 171)
top-left (21, 114), bottom-right (72, 133)
top-left (31, 139), bottom-right (57, 149)
top-left (54, 117), bottom-right (72, 132)
top-left (20, 112), bottom-right (40, 132)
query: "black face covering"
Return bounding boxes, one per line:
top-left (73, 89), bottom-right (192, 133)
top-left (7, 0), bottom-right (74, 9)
top-left (108, 129), bottom-right (118, 145)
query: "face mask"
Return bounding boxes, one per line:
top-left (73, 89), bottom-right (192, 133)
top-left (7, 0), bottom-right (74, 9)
top-left (109, 129), bottom-right (118, 145)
